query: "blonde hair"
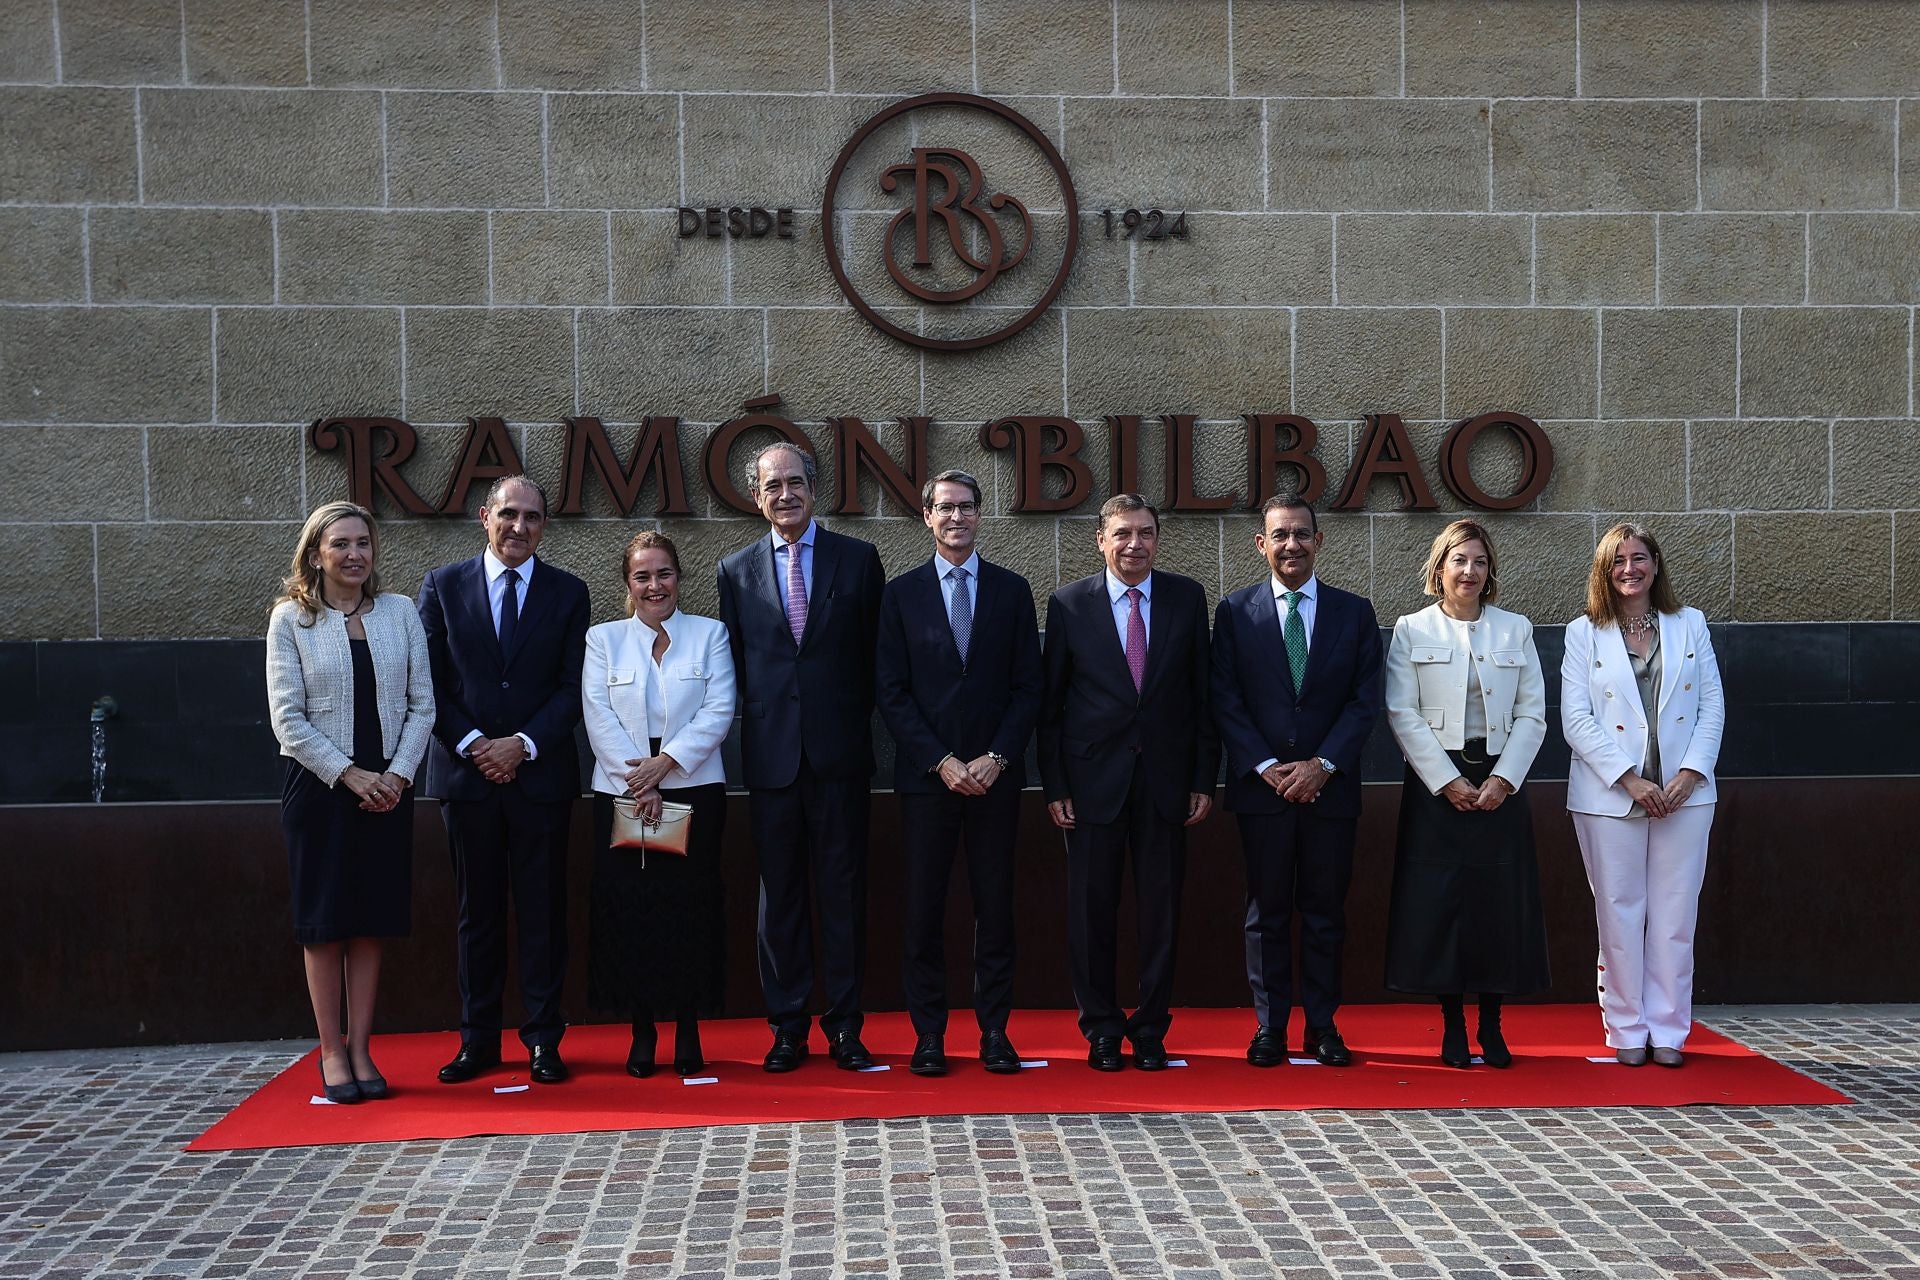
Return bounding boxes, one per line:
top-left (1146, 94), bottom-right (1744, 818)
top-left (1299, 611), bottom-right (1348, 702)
top-left (620, 530), bottom-right (682, 616)
top-left (1585, 522), bottom-right (1681, 626)
top-left (277, 502), bottom-right (382, 626)
top-left (1421, 518), bottom-right (1500, 605)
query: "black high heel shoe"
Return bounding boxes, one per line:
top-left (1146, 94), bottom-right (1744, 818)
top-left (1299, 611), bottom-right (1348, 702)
top-left (627, 1019), bottom-right (658, 1079)
top-left (318, 1059), bottom-right (363, 1105)
top-left (673, 1021), bottom-right (705, 1077)
top-left (1476, 997), bottom-right (1512, 1070)
top-left (1438, 996), bottom-right (1472, 1070)
top-left (353, 1067), bottom-right (389, 1099)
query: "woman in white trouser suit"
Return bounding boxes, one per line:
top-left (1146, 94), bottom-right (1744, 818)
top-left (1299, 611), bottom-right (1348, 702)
top-left (1561, 524), bottom-right (1725, 1067)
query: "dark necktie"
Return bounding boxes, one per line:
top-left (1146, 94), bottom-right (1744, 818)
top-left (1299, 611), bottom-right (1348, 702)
top-left (499, 567), bottom-right (521, 656)
top-left (949, 565), bottom-right (972, 664)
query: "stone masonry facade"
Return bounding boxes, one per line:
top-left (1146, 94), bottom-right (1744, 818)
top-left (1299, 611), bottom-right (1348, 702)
top-left (3, 0), bottom-right (1919, 641)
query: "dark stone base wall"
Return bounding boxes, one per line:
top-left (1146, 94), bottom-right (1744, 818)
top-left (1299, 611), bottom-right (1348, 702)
top-left (5, 623), bottom-right (1919, 805)
top-left (3, 778), bottom-right (1914, 1052)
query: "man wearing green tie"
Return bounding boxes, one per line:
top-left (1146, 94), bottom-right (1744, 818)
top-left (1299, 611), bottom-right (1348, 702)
top-left (1209, 495), bottom-right (1383, 1070)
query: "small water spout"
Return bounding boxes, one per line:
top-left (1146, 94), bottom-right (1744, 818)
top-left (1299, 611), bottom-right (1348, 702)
top-left (89, 696), bottom-right (117, 803)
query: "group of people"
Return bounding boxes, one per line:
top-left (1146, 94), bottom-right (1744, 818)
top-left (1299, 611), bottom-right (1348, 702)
top-left (265, 444), bottom-right (1724, 1102)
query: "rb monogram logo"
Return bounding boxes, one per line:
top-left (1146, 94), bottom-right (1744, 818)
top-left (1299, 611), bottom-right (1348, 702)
top-left (879, 147), bottom-right (1032, 304)
top-left (823, 93), bottom-right (1080, 353)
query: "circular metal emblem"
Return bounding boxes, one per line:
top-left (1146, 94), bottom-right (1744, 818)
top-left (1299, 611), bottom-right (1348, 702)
top-left (821, 93), bottom-right (1080, 353)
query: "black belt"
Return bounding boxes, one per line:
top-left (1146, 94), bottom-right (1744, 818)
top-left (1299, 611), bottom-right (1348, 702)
top-left (1457, 737), bottom-right (1489, 764)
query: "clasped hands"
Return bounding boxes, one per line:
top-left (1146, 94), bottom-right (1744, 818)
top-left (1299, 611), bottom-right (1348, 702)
top-left (622, 753), bottom-right (680, 821)
top-left (1440, 775), bottom-right (1514, 813)
top-left (342, 765), bottom-right (407, 812)
top-left (938, 753), bottom-right (1003, 797)
top-left (467, 734), bottom-right (527, 783)
top-left (1261, 757), bottom-right (1332, 805)
top-left (1620, 768), bottom-right (1703, 819)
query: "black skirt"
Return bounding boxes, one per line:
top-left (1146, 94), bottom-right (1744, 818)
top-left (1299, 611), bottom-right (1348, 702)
top-left (588, 772), bottom-right (728, 1018)
top-left (1383, 750), bottom-right (1550, 996)
top-left (279, 639), bottom-right (412, 944)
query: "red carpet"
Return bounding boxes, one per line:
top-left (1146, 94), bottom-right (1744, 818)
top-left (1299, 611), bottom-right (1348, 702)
top-left (186, 1005), bottom-right (1848, 1152)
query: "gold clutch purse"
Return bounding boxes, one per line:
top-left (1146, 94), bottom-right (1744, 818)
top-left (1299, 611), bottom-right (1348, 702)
top-left (610, 798), bottom-right (694, 856)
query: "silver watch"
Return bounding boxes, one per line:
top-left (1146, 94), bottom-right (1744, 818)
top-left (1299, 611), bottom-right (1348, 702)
top-left (1317, 756), bottom-right (1337, 775)
top-left (988, 751), bottom-right (1011, 770)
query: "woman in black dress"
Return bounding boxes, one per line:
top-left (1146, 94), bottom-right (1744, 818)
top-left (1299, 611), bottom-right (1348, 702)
top-left (266, 502), bottom-right (434, 1103)
top-left (581, 531), bottom-right (737, 1077)
top-left (1383, 520), bottom-right (1551, 1068)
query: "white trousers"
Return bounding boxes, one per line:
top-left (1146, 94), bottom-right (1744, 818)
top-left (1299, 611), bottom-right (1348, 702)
top-left (1571, 805), bottom-right (1715, 1050)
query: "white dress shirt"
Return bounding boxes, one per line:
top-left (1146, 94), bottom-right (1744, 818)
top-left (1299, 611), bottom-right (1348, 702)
top-left (936, 551), bottom-right (982, 625)
top-left (1104, 569), bottom-right (1152, 648)
top-left (455, 549), bottom-right (540, 760)
top-left (1272, 573), bottom-right (1319, 647)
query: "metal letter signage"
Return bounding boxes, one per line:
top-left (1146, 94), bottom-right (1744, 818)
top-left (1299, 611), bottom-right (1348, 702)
top-left (822, 94), bottom-right (1079, 352)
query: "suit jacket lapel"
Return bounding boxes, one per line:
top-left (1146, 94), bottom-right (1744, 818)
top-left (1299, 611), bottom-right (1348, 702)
top-left (466, 556), bottom-right (505, 669)
top-left (1246, 583), bottom-right (1295, 697)
top-left (1654, 610), bottom-right (1684, 714)
top-left (1297, 587), bottom-right (1335, 694)
top-left (798, 532), bottom-right (839, 654)
top-left (1595, 622), bottom-right (1641, 726)
top-left (921, 561), bottom-right (963, 669)
top-left (503, 558), bottom-right (553, 668)
top-left (750, 535), bottom-right (791, 649)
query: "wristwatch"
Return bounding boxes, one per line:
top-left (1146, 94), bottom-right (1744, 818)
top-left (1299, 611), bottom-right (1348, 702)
top-left (1316, 756), bottom-right (1337, 775)
top-left (987, 751), bottom-right (1010, 771)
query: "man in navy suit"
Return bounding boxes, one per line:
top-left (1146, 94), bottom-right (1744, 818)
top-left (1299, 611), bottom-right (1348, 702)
top-left (416, 475), bottom-right (591, 1086)
top-left (875, 469), bottom-right (1042, 1077)
top-left (1039, 494), bottom-right (1219, 1072)
top-left (717, 442), bottom-right (886, 1073)
top-left (1211, 494), bottom-right (1382, 1068)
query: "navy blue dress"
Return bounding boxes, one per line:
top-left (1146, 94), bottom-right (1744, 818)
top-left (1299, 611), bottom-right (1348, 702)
top-left (280, 637), bottom-right (413, 943)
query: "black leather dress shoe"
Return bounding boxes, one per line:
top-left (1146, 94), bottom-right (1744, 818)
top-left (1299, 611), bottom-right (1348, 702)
top-left (1304, 1024), bottom-right (1353, 1067)
top-left (979, 1029), bottom-right (1021, 1075)
top-left (828, 1031), bottom-right (874, 1071)
top-left (909, 1033), bottom-right (948, 1076)
top-left (1131, 1037), bottom-right (1169, 1071)
top-left (763, 1030), bottom-right (809, 1073)
top-left (1247, 1026), bottom-right (1287, 1068)
top-left (437, 1045), bottom-right (500, 1085)
top-left (1087, 1035), bottom-right (1124, 1072)
top-left (529, 1044), bottom-right (569, 1084)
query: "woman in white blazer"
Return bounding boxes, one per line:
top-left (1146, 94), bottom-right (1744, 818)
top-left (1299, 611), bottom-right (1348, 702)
top-left (1384, 520), bottom-right (1552, 1069)
top-left (266, 502), bottom-right (434, 1104)
top-left (582, 530), bottom-right (737, 1078)
top-left (1561, 523), bottom-right (1724, 1067)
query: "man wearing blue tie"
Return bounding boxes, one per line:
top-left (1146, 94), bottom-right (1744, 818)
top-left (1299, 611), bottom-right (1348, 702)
top-left (716, 443), bottom-right (886, 1073)
top-left (875, 470), bottom-right (1042, 1076)
top-left (1211, 495), bottom-right (1382, 1069)
top-left (416, 475), bottom-right (590, 1086)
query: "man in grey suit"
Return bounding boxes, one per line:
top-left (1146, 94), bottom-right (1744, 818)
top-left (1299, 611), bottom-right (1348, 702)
top-left (716, 443), bottom-right (885, 1073)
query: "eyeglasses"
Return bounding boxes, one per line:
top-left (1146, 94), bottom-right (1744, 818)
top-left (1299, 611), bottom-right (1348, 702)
top-left (929, 501), bottom-right (980, 517)
top-left (1265, 526), bottom-right (1315, 543)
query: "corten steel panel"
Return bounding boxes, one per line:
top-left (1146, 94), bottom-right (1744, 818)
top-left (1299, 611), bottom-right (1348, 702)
top-left (0, 778), bottom-right (1913, 1051)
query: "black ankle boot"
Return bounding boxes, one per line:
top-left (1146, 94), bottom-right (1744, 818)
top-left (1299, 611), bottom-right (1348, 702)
top-left (1439, 995), bottom-right (1471, 1069)
top-left (1477, 995), bottom-right (1512, 1069)
top-left (673, 1017), bottom-right (705, 1076)
top-left (627, 1015), bottom-right (658, 1079)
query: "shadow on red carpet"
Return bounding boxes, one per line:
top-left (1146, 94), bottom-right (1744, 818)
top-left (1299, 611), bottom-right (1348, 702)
top-left (186, 1005), bottom-right (1849, 1152)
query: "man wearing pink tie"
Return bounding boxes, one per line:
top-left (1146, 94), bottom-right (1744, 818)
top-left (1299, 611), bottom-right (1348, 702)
top-left (1038, 494), bottom-right (1220, 1072)
top-left (716, 443), bottom-right (886, 1074)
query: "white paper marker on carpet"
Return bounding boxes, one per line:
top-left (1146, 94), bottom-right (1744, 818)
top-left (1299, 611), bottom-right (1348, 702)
top-left (1287, 1057), bottom-right (1320, 1066)
top-left (683, 1077), bottom-right (718, 1086)
top-left (1167, 1059), bottom-right (1188, 1068)
top-left (857, 1064), bottom-right (891, 1073)
top-left (308, 1096), bottom-right (335, 1105)
top-left (1586, 1055), bottom-right (1619, 1063)
top-left (1018, 1060), bottom-right (1049, 1069)
top-left (493, 1084), bottom-right (530, 1093)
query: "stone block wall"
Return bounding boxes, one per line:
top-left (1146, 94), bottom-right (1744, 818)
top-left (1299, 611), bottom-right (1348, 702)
top-left (4, 0), bottom-right (1919, 641)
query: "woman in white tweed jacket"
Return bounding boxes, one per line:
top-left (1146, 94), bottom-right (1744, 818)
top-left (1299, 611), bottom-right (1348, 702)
top-left (266, 502), bottom-right (434, 1104)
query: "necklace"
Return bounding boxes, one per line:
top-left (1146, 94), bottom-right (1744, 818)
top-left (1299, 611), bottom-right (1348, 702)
top-left (327, 594), bottom-right (368, 618)
top-left (1620, 611), bottom-right (1656, 637)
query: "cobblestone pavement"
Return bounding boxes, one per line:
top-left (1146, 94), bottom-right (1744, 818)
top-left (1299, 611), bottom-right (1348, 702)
top-left (1, 1006), bottom-right (1915, 1280)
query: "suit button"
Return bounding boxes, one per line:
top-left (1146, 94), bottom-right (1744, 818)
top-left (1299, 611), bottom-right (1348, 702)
top-left (1684, 682), bottom-right (1692, 690)
top-left (1615, 725), bottom-right (1625, 731)
top-left (1604, 690), bottom-right (1613, 699)
top-left (790, 693), bottom-right (799, 701)
top-left (500, 680), bottom-right (510, 689)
